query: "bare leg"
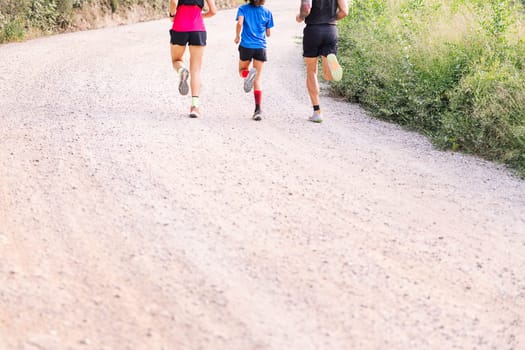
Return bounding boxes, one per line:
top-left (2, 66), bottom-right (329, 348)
top-left (170, 44), bottom-right (186, 72)
top-left (238, 60), bottom-right (251, 77)
top-left (304, 57), bottom-right (320, 106)
top-left (189, 45), bottom-right (205, 97)
top-left (321, 55), bottom-right (333, 81)
top-left (252, 60), bottom-right (264, 91)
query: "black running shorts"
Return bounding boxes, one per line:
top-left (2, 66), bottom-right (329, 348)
top-left (302, 24), bottom-right (338, 58)
top-left (238, 45), bottom-right (268, 62)
top-left (170, 29), bottom-right (207, 46)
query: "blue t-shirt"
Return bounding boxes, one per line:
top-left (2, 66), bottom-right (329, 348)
top-left (236, 4), bottom-right (274, 49)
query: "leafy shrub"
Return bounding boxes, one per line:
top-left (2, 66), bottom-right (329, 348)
top-left (110, 0), bottom-right (119, 13)
top-left (0, 0), bottom-right (171, 42)
top-left (0, 17), bottom-right (26, 42)
top-left (0, 0), bottom-right (30, 41)
top-left (72, 0), bottom-right (88, 8)
top-left (0, 0), bottom-right (238, 43)
top-left (28, 0), bottom-right (59, 32)
top-left (55, 0), bottom-right (74, 27)
top-left (440, 56), bottom-right (525, 171)
top-left (336, 0), bottom-right (525, 175)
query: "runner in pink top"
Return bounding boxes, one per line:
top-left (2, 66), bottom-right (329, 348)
top-left (169, 0), bottom-right (217, 118)
top-left (172, 4), bottom-right (206, 32)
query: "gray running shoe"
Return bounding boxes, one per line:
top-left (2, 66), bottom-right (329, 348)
top-left (308, 111), bottom-right (323, 123)
top-left (252, 109), bottom-right (262, 121)
top-left (178, 67), bottom-right (190, 96)
top-left (244, 68), bottom-right (257, 93)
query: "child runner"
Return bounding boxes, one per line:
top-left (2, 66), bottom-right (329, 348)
top-left (296, 0), bottom-right (348, 123)
top-left (170, 0), bottom-right (217, 118)
top-left (234, 0), bottom-right (274, 121)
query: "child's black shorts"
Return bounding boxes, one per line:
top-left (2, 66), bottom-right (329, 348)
top-left (238, 45), bottom-right (267, 62)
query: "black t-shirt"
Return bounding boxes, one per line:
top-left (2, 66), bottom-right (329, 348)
top-left (305, 0), bottom-right (338, 25)
top-left (178, 0), bottom-right (204, 8)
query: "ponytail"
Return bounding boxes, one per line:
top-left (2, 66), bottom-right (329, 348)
top-left (246, 0), bottom-right (265, 6)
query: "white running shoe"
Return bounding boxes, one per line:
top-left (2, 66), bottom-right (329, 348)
top-left (308, 111), bottom-right (323, 123)
top-left (327, 54), bottom-right (343, 82)
top-left (189, 106), bottom-right (201, 118)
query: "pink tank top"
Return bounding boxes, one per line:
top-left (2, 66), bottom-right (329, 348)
top-left (172, 5), bottom-right (206, 32)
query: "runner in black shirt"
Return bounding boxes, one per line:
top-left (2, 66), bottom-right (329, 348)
top-left (297, 0), bottom-right (348, 123)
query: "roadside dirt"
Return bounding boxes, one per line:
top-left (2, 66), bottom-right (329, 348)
top-left (1, 1), bottom-right (524, 349)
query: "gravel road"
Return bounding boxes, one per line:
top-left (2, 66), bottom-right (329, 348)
top-left (1, 1), bottom-right (524, 349)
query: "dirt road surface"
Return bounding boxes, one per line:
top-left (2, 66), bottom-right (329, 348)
top-left (1, 1), bottom-right (524, 349)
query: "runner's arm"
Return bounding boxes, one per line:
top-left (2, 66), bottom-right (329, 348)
top-left (203, 0), bottom-right (217, 18)
top-left (296, 0), bottom-right (311, 23)
top-left (336, 0), bottom-right (348, 20)
top-left (266, 28), bottom-right (271, 37)
top-left (235, 16), bottom-right (243, 44)
top-left (169, 0), bottom-right (177, 18)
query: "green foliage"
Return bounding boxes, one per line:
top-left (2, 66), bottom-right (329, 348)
top-left (0, 0), bottom-right (29, 41)
top-left (439, 55), bottom-right (525, 171)
top-left (110, 0), bottom-right (118, 13)
top-left (336, 0), bottom-right (525, 175)
top-left (0, 0), bottom-right (236, 42)
top-left (28, 0), bottom-right (59, 32)
top-left (55, 0), bottom-right (74, 26)
top-left (0, 16), bottom-right (26, 42)
top-left (72, 0), bottom-right (88, 7)
top-left (0, 0), bottom-right (171, 43)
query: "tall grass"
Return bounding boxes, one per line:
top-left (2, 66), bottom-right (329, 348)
top-left (336, 0), bottom-right (525, 175)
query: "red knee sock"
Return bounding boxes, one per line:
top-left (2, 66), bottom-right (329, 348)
top-left (241, 70), bottom-right (249, 78)
top-left (254, 90), bottom-right (262, 110)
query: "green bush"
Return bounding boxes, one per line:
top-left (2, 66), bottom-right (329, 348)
top-left (55, 0), bottom-right (74, 27)
top-left (28, 0), bottom-right (59, 32)
top-left (110, 0), bottom-right (119, 13)
top-left (0, 17), bottom-right (26, 42)
top-left (72, 0), bottom-right (87, 8)
top-left (0, 0), bottom-right (168, 42)
top-left (0, 0), bottom-right (236, 43)
top-left (0, 0), bottom-right (30, 41)
top-left (336, 0), bottom-right (525, 175)
top-left (440, 57), bottom-right (525, 171)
